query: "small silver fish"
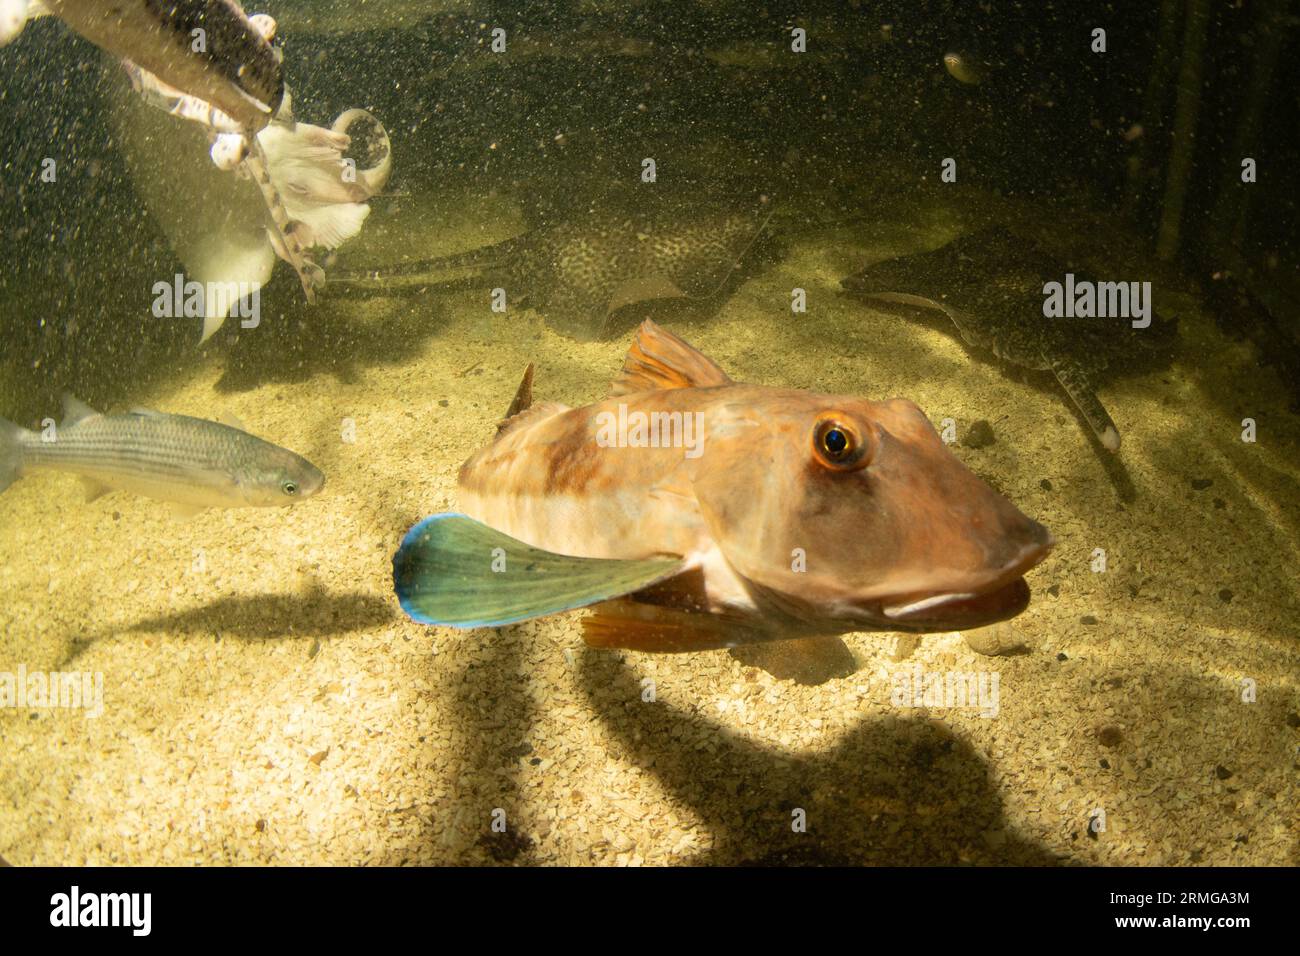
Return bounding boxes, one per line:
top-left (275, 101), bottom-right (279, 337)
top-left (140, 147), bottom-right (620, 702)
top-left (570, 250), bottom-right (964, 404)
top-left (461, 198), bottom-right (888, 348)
top-left (0, 395), bottom-right (323, 516)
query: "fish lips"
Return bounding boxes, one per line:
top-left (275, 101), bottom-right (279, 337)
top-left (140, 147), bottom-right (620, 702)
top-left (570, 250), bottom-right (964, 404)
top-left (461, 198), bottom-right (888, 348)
top-left (879, 577), bottom-right (1032, 631)
top-left (870, 536), bottom-right (1053, 632)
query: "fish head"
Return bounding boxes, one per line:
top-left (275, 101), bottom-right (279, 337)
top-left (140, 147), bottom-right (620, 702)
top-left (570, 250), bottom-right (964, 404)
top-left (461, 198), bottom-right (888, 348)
top-left (237, 447), bottom-right (325, 506)
top-left (691, 390), bottom-right (1052, 632)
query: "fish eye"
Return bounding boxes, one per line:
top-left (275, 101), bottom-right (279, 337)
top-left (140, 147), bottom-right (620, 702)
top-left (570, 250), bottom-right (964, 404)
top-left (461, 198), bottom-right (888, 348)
top-left (812, 415), bottom-right (875, 470)
top-left (282, 480), bottom-right (298, 496)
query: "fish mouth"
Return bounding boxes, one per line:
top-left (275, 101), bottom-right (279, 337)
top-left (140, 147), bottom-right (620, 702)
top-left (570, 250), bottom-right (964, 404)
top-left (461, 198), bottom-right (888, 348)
top-left (880, 577), bottom-right (1031, 630)
top-left (874, 536), bottom-right (1053, 631)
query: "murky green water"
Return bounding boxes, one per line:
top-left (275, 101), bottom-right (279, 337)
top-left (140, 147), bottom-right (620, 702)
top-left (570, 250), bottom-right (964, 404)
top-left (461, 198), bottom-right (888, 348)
top-left (0, 2), bottom-right (1296, 867)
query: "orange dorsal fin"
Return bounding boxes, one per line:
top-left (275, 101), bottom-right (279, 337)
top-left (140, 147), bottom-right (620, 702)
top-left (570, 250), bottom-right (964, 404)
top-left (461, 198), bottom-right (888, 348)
top-left (610, 320), bottom-right (733, 397)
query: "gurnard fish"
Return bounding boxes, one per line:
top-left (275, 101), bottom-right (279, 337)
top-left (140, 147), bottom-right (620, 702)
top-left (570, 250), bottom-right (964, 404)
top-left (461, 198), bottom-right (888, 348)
top-left (393, 320), bottom-right (1053, 652)
top-left (0, 395), bottom-right (323, 516)
top-left (1, 0), bottom-right (283, 131)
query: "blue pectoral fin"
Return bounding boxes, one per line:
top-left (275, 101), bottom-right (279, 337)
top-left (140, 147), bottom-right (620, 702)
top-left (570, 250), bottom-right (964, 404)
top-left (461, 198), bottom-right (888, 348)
top-left (392, 513), bottom-right (685, 628)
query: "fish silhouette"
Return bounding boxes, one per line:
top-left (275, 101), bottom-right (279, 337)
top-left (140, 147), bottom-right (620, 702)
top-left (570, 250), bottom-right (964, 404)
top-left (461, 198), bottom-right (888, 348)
top-left (842, 227), bottom-right (1178, 452)
top-left (334, 198), bottom-right (774, 339)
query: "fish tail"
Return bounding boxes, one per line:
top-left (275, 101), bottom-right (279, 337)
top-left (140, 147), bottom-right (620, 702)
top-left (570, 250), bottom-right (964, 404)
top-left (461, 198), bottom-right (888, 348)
top-left (245, 137), bottom-right (326, 301)
top-left (0, 416), bottom-right (29, 494)
top-left (328, 238), bottom-right (513, 288)
top-left (1049, 355), bottom-right (1121, 452)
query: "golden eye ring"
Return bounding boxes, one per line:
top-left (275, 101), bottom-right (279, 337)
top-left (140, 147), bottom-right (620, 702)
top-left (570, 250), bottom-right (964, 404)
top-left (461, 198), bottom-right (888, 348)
top-left (812, 415), bottom-right (875, 471)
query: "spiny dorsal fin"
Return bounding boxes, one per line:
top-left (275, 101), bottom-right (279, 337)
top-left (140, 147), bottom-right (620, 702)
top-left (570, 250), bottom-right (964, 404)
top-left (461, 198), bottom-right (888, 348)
top-left (60, 394), bottom-right (101, 428)
top-left (610, 320), bottom-right (733, 397)
top-left (495, 363), bottom-right (567, 440)
top-left (496, 401), bottom-right (567, 441)
top-left (501, 364), bottom-right (534, 423)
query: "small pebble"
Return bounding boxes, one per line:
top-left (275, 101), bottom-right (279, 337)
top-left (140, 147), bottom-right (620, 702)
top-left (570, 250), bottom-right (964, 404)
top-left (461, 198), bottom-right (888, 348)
top-left (963, 419), bottom-right (996, 449)
top-left (1214, 765), bottom-right (1233, 780)
top-left (1097, 725), bottom-right (1123, 748)
top-left (1039, 478), bottom-right (1053, 491)
top-left (963, 622), bottom-right (1026, 656)
top-left (1047, 584), bottom-right (1060, 597)
top-left (1218, 588), bottom-right (1233, 603)
top-left (1285, 712), bottom-right (1300, 728)
top-left (1080, 614), bottom-right (1098, 625)
top-left (890, 634), bottom-right (920, 661)
top-left (1056, 652), bottom-right (1069, 661)
top-left (438, 399), bottom-right (449, 407)
top-left (1191, 478), bottom-right (1213, 490)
